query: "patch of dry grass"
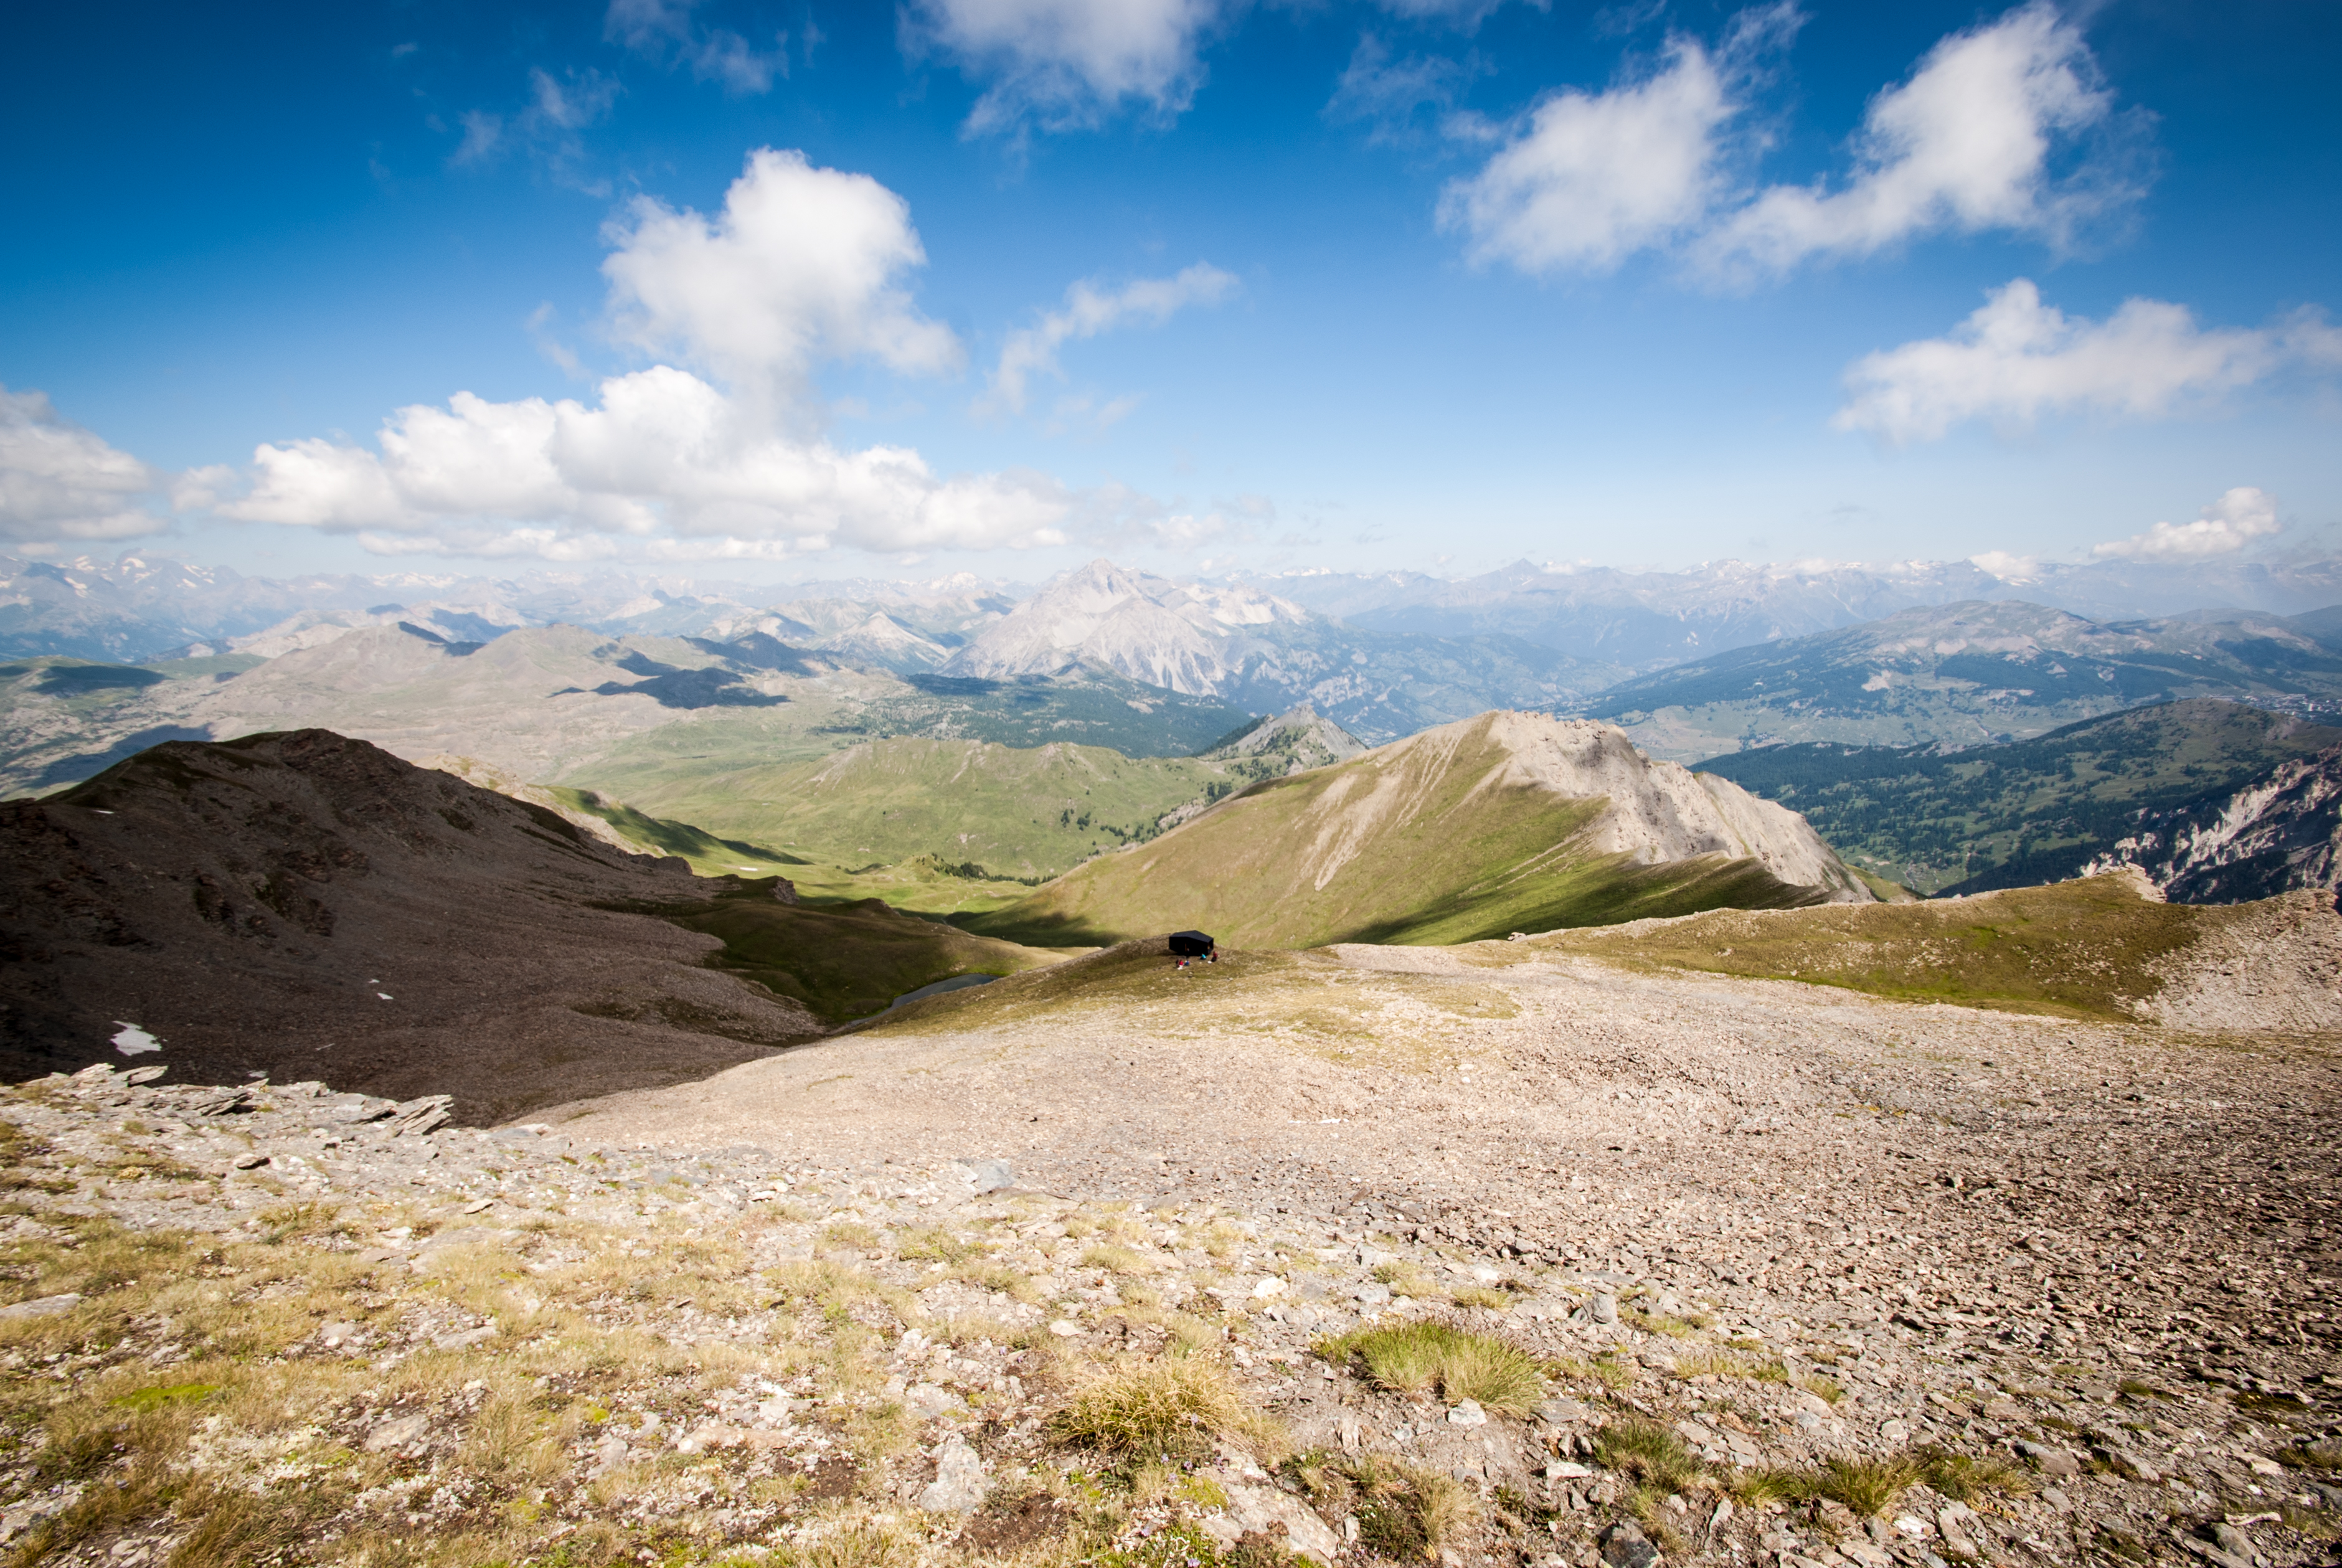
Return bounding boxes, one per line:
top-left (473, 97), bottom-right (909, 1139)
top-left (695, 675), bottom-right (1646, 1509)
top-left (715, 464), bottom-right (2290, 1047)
top-left (1050, 1358), bottom-right (1280, 1466)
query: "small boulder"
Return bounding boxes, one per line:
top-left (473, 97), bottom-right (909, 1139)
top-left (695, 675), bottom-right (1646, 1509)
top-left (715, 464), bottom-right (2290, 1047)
top-left (1600, 1520), bottom-right (1659, 1568)
top-left (917, 1433), bottom-right (988, 1514)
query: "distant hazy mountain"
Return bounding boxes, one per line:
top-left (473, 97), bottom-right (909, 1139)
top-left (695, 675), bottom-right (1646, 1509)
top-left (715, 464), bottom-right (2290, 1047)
top-left (1698, 699), bottom-right (2342, 895)
top-left (1247, 556), bottom-right (2342, 668)
top-left (966, 710), bottom-right (1868, 949)
top-left (0, 553), bottom-right (1029, 666)
top-left (0, 623), bottom-right (1251, 798)
top-left (944, 559), bottom-right (1618, 741)
top-left (1584, 600), bottom-right (2342, 760)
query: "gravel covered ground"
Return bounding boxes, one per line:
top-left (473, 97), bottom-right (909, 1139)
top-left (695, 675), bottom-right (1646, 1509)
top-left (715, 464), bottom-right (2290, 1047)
top-left (0, 932), bottom-right (2336, 1567)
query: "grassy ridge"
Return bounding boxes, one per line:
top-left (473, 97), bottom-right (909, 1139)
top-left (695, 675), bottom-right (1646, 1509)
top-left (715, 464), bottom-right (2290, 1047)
top-left (652, 881), bottom-right (1066, 1024)
top-left (1496, 874), bottom-right (2237, 1019)
top-left (963, 717), bottom-right (1831, 950)
top-left (545, 786), bottom-right (809, 871)
top-left (1697, 699), bottom-right (2342, 894)
top-left (572, 736), bottom-right (1229, 881)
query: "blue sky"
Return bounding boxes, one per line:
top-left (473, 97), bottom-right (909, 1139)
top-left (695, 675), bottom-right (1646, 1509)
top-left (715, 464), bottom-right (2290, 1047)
top-left (2, 0), bottom-right (2336, 583)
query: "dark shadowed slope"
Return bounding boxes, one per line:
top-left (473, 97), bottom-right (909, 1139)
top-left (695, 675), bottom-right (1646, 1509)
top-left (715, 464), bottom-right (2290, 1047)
top-left (0, 730), bottom-right (1047, 1120)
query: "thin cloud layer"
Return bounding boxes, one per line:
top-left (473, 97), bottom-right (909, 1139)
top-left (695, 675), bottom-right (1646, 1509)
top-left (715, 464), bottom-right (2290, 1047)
top-left (1833, 278), bottom-right (2342, 443)
top-left (0, 388), bottom-right (161, 545)
top-left (986, 263), bottom-right (1239, 416)
top-left (2094, 486), bottom-right (2282, 561)
top-left (605, 0), bottom-right (788, 93)
top-left (905, 0), bottom-right (1222, 135)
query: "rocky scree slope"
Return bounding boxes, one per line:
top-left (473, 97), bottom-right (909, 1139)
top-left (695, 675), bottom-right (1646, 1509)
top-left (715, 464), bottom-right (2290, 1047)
top-left (7, 1061), bottom-right (2337, 1568)
top-left (969, 711), bottom-right (1869, 949)
top-left (0, 729), bottom-right (830, 1118)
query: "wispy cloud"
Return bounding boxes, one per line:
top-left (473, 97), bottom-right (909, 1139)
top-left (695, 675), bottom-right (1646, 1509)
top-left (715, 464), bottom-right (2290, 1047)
top-left (1325, 35), bottom-right (1484, 145)
top-left (1833, 278), bottom-right (2342, 443)
top-left (605, 0), bottom-right (788, 93)
top-left (985, 263), bottom-right (1239, 417)
top-left (450, 67), bottom-right (621, 193)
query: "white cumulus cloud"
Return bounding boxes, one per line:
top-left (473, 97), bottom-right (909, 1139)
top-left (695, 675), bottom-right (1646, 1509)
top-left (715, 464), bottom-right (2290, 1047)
top-left (187, 149), bottom-right (1136, 563)
top-left (215, 366), bottom-right (1080, 559)
top-left (602, 148), bottom-right (962, 407)
top-left (1833, 278), bottom-right (2342, 443)
top-left (1437, 37), bottom-right (1734, 274)
top-left (2092, 487), bottom-right (2282, 561)
top-left (1437, 6), bottom-right (1797, 276)
top-left (1698, 2), bottom-right (2139, 278)
top-left (986, 263), bottom-right (1239, 416)
top-left (0, 387), bottom-right (164, 545)
top-left (905, 0), bottom-right (1223, 135)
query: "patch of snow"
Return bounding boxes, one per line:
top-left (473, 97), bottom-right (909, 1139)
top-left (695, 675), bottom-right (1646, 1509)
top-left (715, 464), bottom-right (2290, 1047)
top-left (110, 1023), bottom-right (161, 1057)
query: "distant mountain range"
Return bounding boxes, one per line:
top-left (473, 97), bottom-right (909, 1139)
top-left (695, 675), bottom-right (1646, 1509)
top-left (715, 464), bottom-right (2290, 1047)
top-left (1242, 555), bottom-right (2342, 666)
top-left (1589, 600), bottom-right (2342, 760)
top-left (9, 550), bottom-right (2342, 813)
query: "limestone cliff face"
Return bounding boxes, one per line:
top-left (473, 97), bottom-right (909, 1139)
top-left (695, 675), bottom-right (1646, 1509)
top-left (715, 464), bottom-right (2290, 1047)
top-left (2085, 744), bottom-right (2342, 904)
top-left (1457, 712), bottom-right (1871, 901)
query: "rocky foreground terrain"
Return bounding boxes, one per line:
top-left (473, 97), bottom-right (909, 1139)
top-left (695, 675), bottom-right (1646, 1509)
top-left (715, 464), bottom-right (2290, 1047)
top-left (1, 915), bottom-right (2336, 1568)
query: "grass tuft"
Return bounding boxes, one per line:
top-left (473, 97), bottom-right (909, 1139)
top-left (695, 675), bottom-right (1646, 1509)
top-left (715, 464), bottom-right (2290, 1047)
top-left (1915, 1445), bottom-right (2033, 1503)
top-left (1317, 1320), bottom-right (1544, 1415)
top-left (1049, 1358), bottom-right (1270, 1465)
top-left (1593, 1419), bottom-right (1706, 1497)
top-left (1343, 1455), bottom-right (1474, 1562)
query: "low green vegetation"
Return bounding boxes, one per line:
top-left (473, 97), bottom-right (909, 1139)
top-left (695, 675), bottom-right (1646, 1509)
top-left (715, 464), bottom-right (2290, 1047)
top-left (571, 735), bottom-right (1234, 885)
top-left (964, 714), bottom-right (1831, 950)
top-left (1697, 699), bottom-right (2342, 894)
top-left (1504, 873), bottom-right (2241, 1020)
top-left (547, 786), bottom-right (810, 871)
top-left (1315, 1320), bottom-right (1546, 1415)
top-left (1289, 1452), bottom-right (1475, 1561)
top-left (648, 880), bottom-right (1067, 1024)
